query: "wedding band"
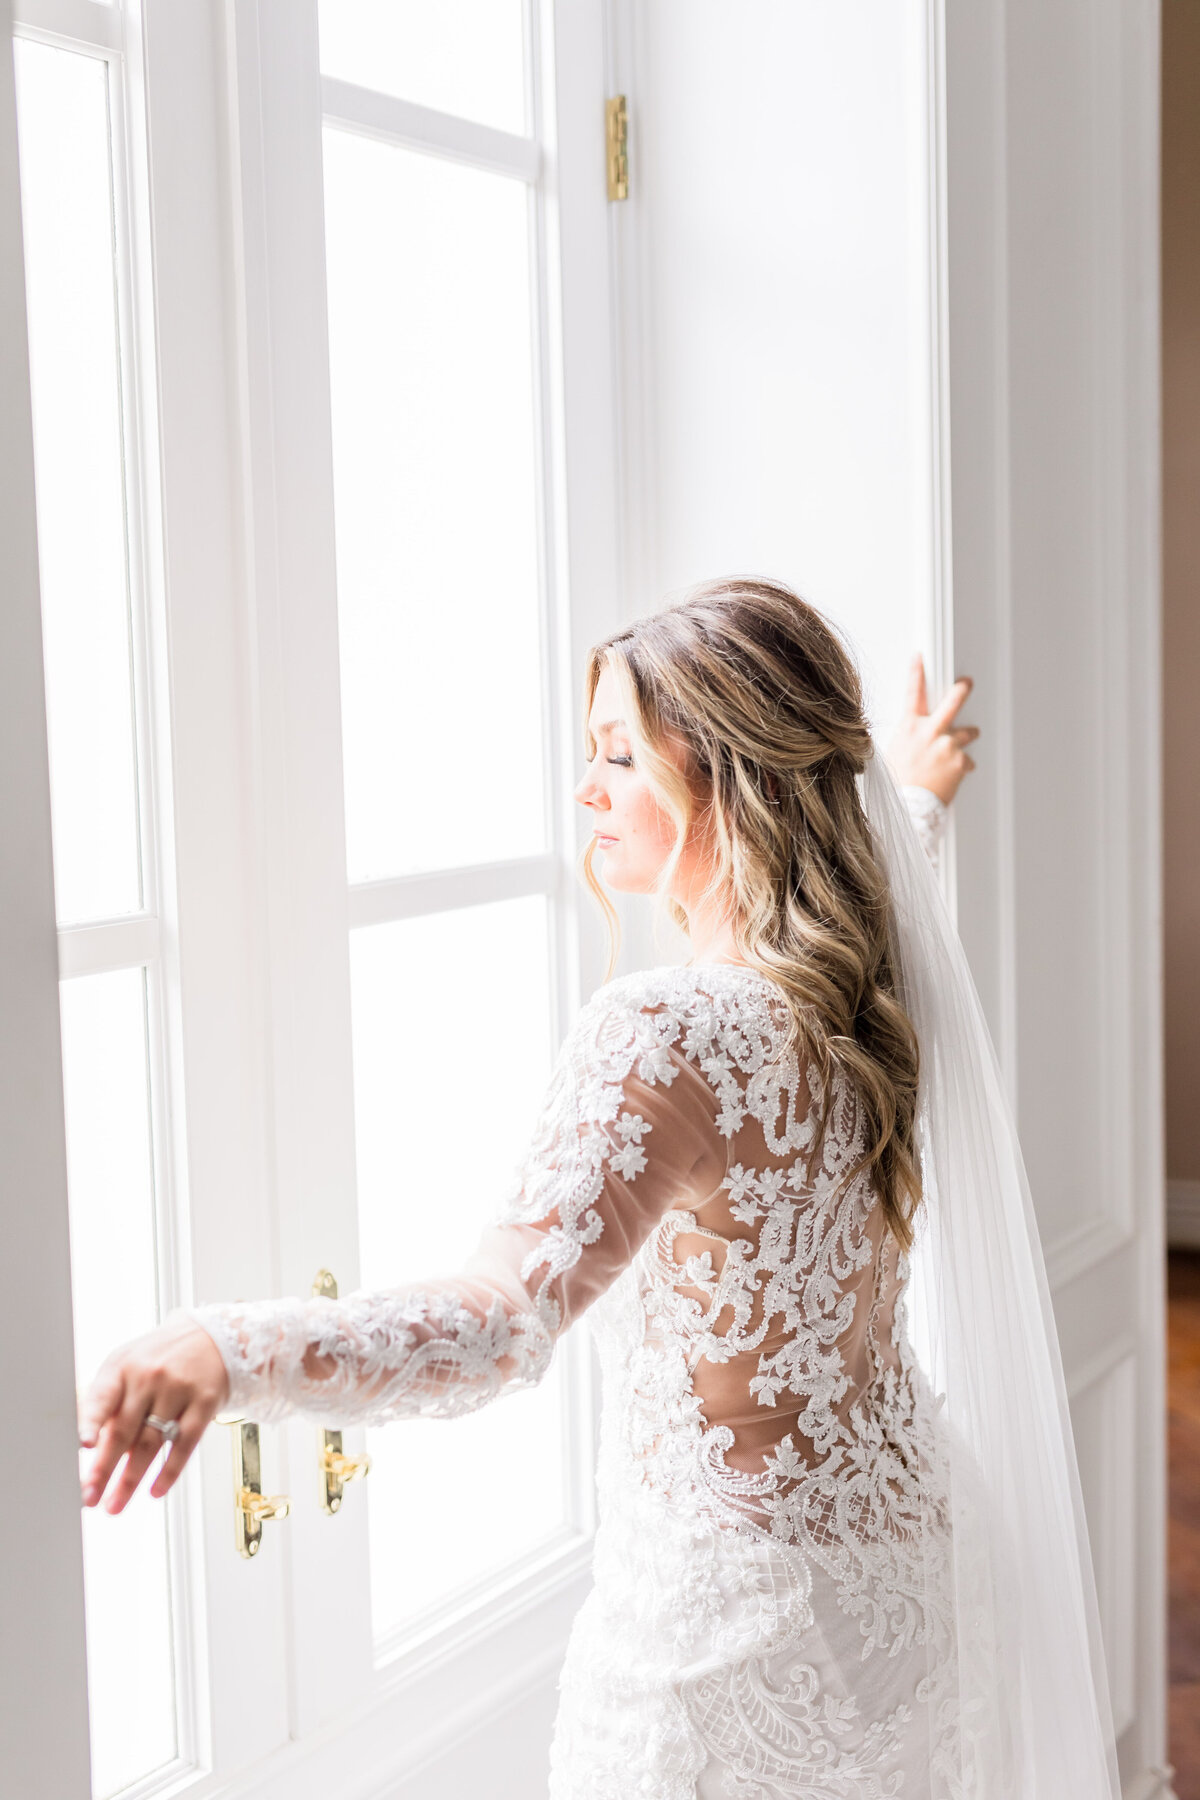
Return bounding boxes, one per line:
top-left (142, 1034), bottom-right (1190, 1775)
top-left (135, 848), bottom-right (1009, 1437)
top-left (143, 1413), bottom-right (180, 1444)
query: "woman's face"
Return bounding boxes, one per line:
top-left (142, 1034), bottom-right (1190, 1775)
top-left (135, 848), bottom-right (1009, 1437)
top-left (574, 660), bottom-right (708, 897)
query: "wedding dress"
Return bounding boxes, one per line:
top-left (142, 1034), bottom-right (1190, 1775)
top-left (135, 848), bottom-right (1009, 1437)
top-left (187, 780), bottom-right (1116, 1799)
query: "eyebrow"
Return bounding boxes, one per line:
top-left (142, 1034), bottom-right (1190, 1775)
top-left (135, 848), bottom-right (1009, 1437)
top-left (590, 718), bottom-right (627, 734)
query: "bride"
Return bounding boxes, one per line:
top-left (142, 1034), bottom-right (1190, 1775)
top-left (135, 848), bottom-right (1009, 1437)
top-left (78, 577), bottom-right (1119, 1798)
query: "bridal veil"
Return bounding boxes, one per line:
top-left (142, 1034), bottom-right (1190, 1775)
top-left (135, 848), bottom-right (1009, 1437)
top-left (858, 744), bottom-right (1121, 1798)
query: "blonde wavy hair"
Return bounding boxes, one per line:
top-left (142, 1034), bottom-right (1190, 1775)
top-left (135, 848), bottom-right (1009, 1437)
top-left (579, 576), bottom-right (923, 1249)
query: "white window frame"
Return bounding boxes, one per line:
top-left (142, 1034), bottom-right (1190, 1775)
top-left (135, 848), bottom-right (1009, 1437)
top-left (0, 6), bottom-right (91, 1793)
top-left (9, 0), bottom-right (222, 1785)
top-left (10, 0), bottom-right (627, 1793)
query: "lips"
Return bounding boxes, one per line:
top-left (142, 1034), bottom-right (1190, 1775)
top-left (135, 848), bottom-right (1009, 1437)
top-left (593, 831), bottom-right (618, 844)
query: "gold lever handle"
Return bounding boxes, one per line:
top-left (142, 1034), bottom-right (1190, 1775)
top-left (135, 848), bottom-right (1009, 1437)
top-left (238, 1488), bottom-right (291, 1526)
top-left (319, 1436), bottom-right (371, 1513)
top-left (231, 1420), bottom-right (290, 1558)
top-left (312, 1268), bottom-right (372, 1513)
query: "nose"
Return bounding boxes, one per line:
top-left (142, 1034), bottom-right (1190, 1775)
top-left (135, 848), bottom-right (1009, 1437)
top-left (574, 766), bottom-right (608, 810)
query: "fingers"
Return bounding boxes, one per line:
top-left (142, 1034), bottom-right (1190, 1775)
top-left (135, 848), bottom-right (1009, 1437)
top-left (78, 1365), bottom-right (124, 1451)
top-left (903, 652), bottom-right (929, 718)
top-left (102, 1423), bottom-right (170, 1516)
top-left (82, 1371), bottom-right (161, 1508)
top-left (150, 1401), bottom-right (212, 1500)
top-left (928, 674), bottom-right (974, 734)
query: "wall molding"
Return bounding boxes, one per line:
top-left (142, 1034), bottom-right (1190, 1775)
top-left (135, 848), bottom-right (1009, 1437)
top-left (1066, 1347), bottom-right (1138, 1735)
top-left (202, 1553), bottom-right (592, 1800)
top-left (1045, 1215), bottom-right (1135, 1292)
top-left (1167, 1179), bottom-right (1200, 1250)
top-left (1124, 1766), bottom-right (1179, 1800)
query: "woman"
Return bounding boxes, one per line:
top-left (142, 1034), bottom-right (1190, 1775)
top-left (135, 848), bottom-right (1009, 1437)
top-left (79, 578), bottom-right (1116, 1798)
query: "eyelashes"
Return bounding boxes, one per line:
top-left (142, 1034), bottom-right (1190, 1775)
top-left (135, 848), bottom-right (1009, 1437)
top-left (606, 756), bottom-right (633, 768)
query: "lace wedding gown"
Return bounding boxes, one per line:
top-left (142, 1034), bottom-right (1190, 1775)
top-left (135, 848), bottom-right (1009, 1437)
top-left (192, 788), bottom-right (961, 1800)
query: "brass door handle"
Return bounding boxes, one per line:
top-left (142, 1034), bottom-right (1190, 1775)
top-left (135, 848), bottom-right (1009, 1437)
top-left (231, 1420), bottom-right (290, 1558)
top-left (238, 1488), bottom-right (291, 1526)
top-left (319, 1433), bottom-right (371, 1513)
top-left (312, 1268), bottom-right (371, 1513)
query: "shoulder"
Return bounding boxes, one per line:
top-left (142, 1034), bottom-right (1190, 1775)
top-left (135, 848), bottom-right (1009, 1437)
top-left (570, 965), bottom-right (797, 1126)
top-left (583, 962), bottom-right (789, 1034)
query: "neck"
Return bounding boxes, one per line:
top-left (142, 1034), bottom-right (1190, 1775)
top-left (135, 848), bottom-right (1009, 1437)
top-left (678, 897), bottom-right (743, 965)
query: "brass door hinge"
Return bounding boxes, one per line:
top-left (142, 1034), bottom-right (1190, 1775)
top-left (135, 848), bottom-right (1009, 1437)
top-left (606, 95), bottom-right (629, 202)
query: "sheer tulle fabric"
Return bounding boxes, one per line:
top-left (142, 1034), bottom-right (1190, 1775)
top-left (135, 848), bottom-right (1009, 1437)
top-left (860, 748), bottom-right (1121, 1798)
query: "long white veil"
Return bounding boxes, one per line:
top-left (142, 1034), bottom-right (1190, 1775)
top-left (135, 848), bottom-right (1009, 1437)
top-left (858, 744), bottom-right (1121, 1798)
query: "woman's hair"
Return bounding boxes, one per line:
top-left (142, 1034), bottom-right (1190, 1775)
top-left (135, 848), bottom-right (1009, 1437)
top-left (580, 575), bottom-right (922, 1249)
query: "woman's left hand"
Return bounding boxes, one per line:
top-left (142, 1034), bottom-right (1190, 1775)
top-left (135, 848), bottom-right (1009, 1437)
top-left (886, 654), bottom-right (979, 805)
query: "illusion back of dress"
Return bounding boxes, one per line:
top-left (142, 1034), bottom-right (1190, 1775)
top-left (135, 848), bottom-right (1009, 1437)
top-left (193, 955), bottom-right (955, 1796)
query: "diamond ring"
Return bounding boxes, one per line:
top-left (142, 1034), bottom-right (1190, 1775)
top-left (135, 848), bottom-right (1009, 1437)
top-left (143, 1413), bottom-right (180, 1444)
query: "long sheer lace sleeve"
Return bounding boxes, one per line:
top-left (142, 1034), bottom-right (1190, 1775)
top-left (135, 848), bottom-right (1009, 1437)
top-left (900, 782), bottom-right (949, 865)
top-left (186, 983), bottom-right (725, 1427)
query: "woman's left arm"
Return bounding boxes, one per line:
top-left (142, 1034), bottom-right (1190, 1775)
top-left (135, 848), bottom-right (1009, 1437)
top-left (79, 980), bottom-right (720, 1510)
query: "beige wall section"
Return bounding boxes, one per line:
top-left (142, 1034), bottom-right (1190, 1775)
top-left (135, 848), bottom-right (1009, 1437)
top-left (1163, 0), bottom-right (1200, 1185)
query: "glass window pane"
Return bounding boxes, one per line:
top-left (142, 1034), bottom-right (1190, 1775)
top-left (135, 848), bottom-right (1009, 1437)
top-left (349, 898), bottom-right (567, 1638)
top-left (14, 40), bottom-right (143, 926)
top-left (323, 129), bottom-right (546, 883)
top-left (318, 0), bottom-right (527, 136)
top-left (60, 970), bottom-right (175, 1797)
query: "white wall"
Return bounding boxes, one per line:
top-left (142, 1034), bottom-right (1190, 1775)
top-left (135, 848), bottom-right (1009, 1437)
top-left (611, 1), bottom-right (940, 744)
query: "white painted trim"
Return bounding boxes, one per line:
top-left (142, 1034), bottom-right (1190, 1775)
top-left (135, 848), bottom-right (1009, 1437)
top-left (222, 0), bottom-right (374, 1741)
top-left (347, 854), bottom-right (559, 931)
top-left (1166, 1179), bottom-right (1200, 1250)
top-left (1123, 1766), bottom-right (1179, 1800)
top-left (0, 4), bottom-right (92, 1788)
top-left (912, 0), bottom-right (957, 932)
top-left (321, 77), bottom-right (540, 183)
top-left (943, 0), bottom-right (1165, 1781)
top-left (10, 0), bottom-right (118, 53)
top-left (1065, 1332), bottom-right (1139, 1404)
top-left (1122, 2), bottom-right (1168, 1783)
top-left (181, 1557), bottom-right (591, 1800)
top-left (373, 1530), bottom-right (591, 1677)
top-left (605, 0), bottom-right (659, 627)
top-left (57, 912), bottom-right (161, 977)
top-left (1065, 1340), bottom-right (1142, 1738)
top-left (138, 0), bottom-right (298, 1770)
top-left (1045, 1215), bottom-right (1135, 1292)
top-left (941, 0), bottom-right (1019, 1099)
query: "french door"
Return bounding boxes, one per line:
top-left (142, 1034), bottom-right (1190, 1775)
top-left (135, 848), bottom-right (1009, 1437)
top-left (6, 1), bottom-right (623, 1795)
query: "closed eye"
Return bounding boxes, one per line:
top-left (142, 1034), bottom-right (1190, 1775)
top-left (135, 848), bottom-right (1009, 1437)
top-left (607, 756), bottom-right (633, 768)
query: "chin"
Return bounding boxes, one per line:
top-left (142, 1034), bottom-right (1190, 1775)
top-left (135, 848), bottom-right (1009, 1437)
top-left (599, 860), bottom-right (658, 897)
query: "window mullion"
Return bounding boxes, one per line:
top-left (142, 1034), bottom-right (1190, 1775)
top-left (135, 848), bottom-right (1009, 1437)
top-left (136, 0), bottom-right (295, 1777)
top-left (225, 0), bottom-right (374, 1740)
top-left (321, 74), bottom-right (540, 181)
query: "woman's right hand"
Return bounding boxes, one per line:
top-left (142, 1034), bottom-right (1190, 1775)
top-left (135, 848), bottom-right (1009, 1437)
top-left (78, 1316), bottom-right (230, 1514)
top-left (886, 653), bottom-right (979, 804)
